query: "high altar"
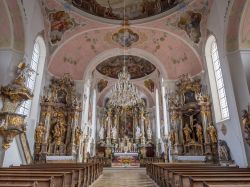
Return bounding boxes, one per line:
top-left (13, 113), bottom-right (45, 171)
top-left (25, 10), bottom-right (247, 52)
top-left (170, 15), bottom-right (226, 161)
top-left (97, 103), bottom-right (154, 167)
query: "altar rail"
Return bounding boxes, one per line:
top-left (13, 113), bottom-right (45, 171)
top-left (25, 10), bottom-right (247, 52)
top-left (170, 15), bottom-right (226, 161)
top-left (0, 162), bottom-right (102, 187)
top-left (146, 163), bottom-right (250, 187)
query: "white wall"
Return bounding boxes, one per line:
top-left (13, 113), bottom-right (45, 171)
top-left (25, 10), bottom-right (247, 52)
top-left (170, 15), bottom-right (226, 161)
top-left (206, 0), bottom-right (248, 167)
top-left (3, 138), bottom-right (23, 167)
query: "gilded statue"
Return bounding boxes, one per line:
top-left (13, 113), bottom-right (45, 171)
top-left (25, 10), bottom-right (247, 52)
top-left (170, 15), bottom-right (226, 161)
top-left (74, 126), bottom-right (82, 145)
top-left (35, 123), bottom-right (46, 144)
top-left (53, 118), bottom-right (66, 145)
top-left (195, 122), bottom-right (203, 144)
top-left (207, 123), bottom-right (217, 143)
top-left (183, 124), bottom-right (192, 143)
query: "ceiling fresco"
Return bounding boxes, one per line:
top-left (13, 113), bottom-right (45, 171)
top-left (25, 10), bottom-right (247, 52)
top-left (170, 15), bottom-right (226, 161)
top-left (96, 55), bottom-right (156, 79)
top-left (42, 0), bottom-right (212, 80)
top-left (71, 0), bottom-right (185, 21)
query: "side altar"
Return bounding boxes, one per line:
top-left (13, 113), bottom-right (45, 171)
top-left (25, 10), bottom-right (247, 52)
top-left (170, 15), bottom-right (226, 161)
top-left (168, 75), bottom-right (218, 162)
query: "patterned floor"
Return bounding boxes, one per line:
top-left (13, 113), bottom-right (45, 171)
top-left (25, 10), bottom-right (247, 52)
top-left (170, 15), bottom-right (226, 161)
top-left (91, 168), bottom-right (159, 187)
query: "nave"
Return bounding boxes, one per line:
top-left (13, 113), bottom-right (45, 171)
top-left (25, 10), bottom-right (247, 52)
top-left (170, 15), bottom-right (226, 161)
top-left (91, 168), bottom-right (158, 187)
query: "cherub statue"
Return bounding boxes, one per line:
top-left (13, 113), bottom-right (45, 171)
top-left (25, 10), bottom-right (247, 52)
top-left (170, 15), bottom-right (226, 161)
top-left (207, 122), bottom-right (217, 143)
top-left (35, 122), bottom-right (46, 144)
top-left (183, 124), bottom-right (192, 143)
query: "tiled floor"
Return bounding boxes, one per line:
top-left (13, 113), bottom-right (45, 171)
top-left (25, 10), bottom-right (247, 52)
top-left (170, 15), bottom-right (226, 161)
top-left (91, 168), bottom-right (159, 187)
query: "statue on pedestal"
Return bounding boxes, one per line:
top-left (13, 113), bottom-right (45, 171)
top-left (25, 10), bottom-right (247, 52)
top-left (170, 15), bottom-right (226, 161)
top-left (147, 127), bottom-right (152, 140)
top-left (111, 126), bottom-right (117, 140)
top-left (35, 123), bottom-right (46, 144)
top-left (183, 124), bottom-right (192, 144)
top-left (136, 126), bottom-right (141, 139)
top-left (207, 123), bottom-right (217, 143)
top-left (195, 122), bottom-right (203, 144)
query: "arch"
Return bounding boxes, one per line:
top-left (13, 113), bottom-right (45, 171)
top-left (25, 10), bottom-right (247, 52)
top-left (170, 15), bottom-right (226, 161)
top-left (83, 48), bottom-right (168, 81)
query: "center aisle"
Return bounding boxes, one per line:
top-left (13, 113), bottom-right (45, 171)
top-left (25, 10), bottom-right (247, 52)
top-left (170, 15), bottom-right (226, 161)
top-left (91, 168), bottom-right (159, 187)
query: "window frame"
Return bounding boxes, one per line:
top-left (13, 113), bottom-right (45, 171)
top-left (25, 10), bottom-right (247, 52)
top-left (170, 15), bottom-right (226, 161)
top-left (205, 35), bottom-right (230, 122)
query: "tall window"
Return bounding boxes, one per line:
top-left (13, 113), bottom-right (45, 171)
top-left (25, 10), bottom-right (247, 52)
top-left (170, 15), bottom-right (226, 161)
top-left (17, 41), bottom-right (40, 116)
top-left (205, 35), bottom-right (229, 121)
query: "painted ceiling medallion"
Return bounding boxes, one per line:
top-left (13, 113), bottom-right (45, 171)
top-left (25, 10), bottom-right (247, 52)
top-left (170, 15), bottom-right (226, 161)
top-left (71, 0), bottom-right (184, 20)
top-left (112, 26), bottom-right (139, 47)
top-left (96, 55), bottom-right (156, 79)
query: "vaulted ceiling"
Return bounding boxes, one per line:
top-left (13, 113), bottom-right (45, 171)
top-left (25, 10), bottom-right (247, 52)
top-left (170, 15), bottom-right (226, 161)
top-left (42, 0), bottom-right (212, 80)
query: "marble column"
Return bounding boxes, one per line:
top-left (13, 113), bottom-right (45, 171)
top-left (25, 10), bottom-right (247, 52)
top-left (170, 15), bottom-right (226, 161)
top-left (91, 89), bottom-right (97, 156)
top-left (161, 85), bottom-right (169, 138)
top-left (155, 89), bottom-right (162, 156)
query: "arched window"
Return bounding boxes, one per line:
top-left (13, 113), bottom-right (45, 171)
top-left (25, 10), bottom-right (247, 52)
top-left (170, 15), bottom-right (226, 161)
top-left (17, 36), bottom-right (46, 116)
top-left (205, 35), bottom-right (229, 121)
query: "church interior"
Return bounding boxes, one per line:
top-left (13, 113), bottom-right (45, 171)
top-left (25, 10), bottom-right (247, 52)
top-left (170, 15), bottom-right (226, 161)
top-left (0, 0), bottom-right (250, 186)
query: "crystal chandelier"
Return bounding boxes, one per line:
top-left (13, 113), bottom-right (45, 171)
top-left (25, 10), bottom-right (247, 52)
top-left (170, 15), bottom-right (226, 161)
top-left (108, 63), bottom-right (141, 107)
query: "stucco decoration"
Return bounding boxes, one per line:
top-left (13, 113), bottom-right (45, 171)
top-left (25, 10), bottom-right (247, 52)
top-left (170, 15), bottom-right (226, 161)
top-left (112, 27), bottom-right (139, 47)
top-left (71, 0), bottom-right (184, 20)
top-left (96, 55), bottom-right (156, 79)
top-left (97, 79), bottom-right (108, 92)
top-left (178, 11), bottom-right (202, 43)
top-left (144, 79), bottom-right (155, 93)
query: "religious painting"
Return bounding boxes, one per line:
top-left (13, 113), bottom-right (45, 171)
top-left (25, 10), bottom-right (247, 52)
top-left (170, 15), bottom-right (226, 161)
top-left (48, 10), bottom-right (75, 44)
top-left (112, 28), bottom-right (139, 47)
top-left (97, 79), bottom-right (108, 93)
top-left (71, 0), bottom-right (183, 20)
top-left (178, 11), bottom-right (202, 43)
top-left (96, 55), bottom-right (156, 79)
top-left (144, 79), bottom-right (155, 93)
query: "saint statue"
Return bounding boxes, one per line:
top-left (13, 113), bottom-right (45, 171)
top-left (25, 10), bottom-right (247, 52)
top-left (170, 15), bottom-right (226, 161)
top-left (147, 127), bottom-right (152, 140)
top-left (183, 124), bottom-right (192, 144)
top-left (99, 126), bottom-right (104, 140)
top-left (111, 126), bottom-right (117, 139)
top-left (169, 130), bottom-right (175, 146)
top-left (74, 126), bottom-right (82, 145)
top-left (53, 118), bottom-right (66, 145)
top-left (136, 126), bottom-right (141, 139)
top-left (195, 122), bottom-right (203, 144)
top-left (35, 123), bottom-right (46, 144)
top-left (207, 123), bottom-right (217, 143)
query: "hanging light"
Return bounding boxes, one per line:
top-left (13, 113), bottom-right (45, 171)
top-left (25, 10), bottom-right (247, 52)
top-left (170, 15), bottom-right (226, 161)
top-left (108, 58), bottom-right (142, 107)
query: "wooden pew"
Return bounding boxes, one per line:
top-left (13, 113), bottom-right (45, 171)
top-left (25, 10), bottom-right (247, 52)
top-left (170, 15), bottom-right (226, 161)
top-left (203, 181), bottom-right (250, 187)
top-left (15, 162), bottom-right (103, 186)
top-left (177, 172), bottom-right (250, 187)
top-left (190, 177), bottom-right (250, 187)
top-left (0, 178), bottom-right (53, 187)
top-left (170, 168), bottom-right (250, 187)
